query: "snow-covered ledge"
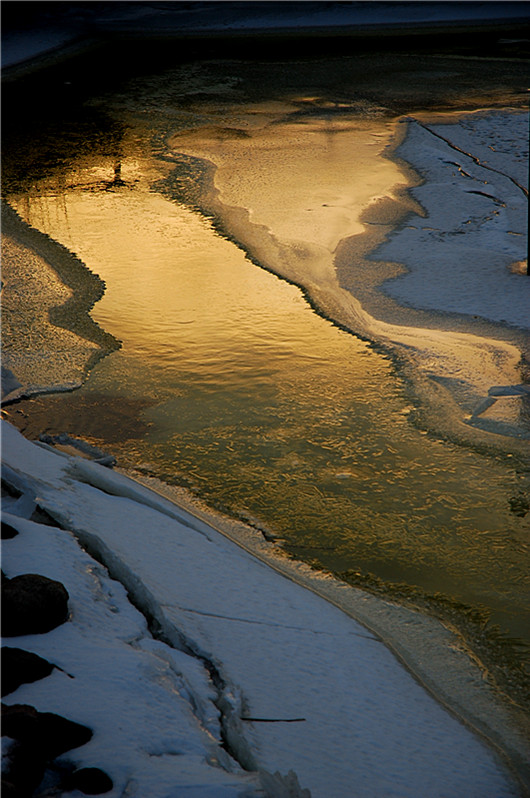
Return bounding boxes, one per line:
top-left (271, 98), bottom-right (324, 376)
top-left (1, 420), bottom-right (526, 797)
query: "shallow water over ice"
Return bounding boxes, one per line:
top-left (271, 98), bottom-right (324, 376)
top-left (7, 150), bottom-right (530, 668)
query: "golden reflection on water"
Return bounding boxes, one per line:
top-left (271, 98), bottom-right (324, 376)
top-left (8, 154), bottom-right (529, 647)
top-left (14, 175), bottom-right (342, 370)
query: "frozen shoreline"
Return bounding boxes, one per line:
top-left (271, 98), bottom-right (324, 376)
top-left (2, 420), bottom-right (529, 797)
top-left (370, 109), bottom-right (529, 443)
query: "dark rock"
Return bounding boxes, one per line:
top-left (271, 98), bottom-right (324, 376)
top-left (2, 703), bottom-right (93, 759)
top-left (67, 767), bottom-right (114, 794)
top-left (1, 737), bottom-right (46, 798)
top-left (1, 778), bottom-right (20, 798)
top-left (1, 647), bottom-right (55, 697)
top-left (509, 493), bottom-right (529, 517)
top-left (1, 521), bottom-right (18, 539)
top-left (2, 573), bottom-right (69, 636)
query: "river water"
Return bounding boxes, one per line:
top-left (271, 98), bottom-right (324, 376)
top-left (3, 53), bottom-right (529, 705)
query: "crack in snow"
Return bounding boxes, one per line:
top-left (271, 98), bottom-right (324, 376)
top-left (465, 189), bottom-right (506, 206)
top-left (410, 118), bottom-right (529, 199)
top-left (171, 604), bottom-right (376, 639)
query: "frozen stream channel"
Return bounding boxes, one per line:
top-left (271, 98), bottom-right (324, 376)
top-left (2, 48), bottom-right (529, 746)
top-left (2, 31), bottom-right (530, 797)
top-left (5, 124), bottom-right (529, 662)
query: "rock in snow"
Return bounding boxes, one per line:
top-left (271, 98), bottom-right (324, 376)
top-left (2, 572), bottom-right (70, 637)
top-left (1, 648), bottom-right (55, 698)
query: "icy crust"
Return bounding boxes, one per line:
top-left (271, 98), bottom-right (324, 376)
top-left (1, 202), bottom-right (120, 405)
top-left (0, 236), bottom-right (97, 403)
top-left (375, 111), bottom-right (529, 329)
top-left (1, 421), bottom-right (526, 798)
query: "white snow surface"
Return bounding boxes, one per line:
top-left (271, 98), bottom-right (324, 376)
top-left (375, 111), bottom-right (529, 329)
top-left (1, 421), bottom-right (520, 798)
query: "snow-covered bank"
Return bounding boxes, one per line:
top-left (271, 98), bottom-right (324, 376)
top-left (371, 110), bottom-right (529, 438)
top-left (2, 421), bottom-right (528, 797)
top-left (375, 111), bottom-right (529, 330)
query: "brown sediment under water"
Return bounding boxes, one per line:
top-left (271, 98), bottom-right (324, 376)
top-left (2, 51), bottom-right (529, 710)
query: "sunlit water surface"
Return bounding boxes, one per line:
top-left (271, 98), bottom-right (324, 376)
top-left (8, 151), bottom-right (530, 658)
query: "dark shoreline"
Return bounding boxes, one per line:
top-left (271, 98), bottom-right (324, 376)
top-left (2, 10), bottom-right (530, 78)
top-left (2, 12), bottom-right (530, 91)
